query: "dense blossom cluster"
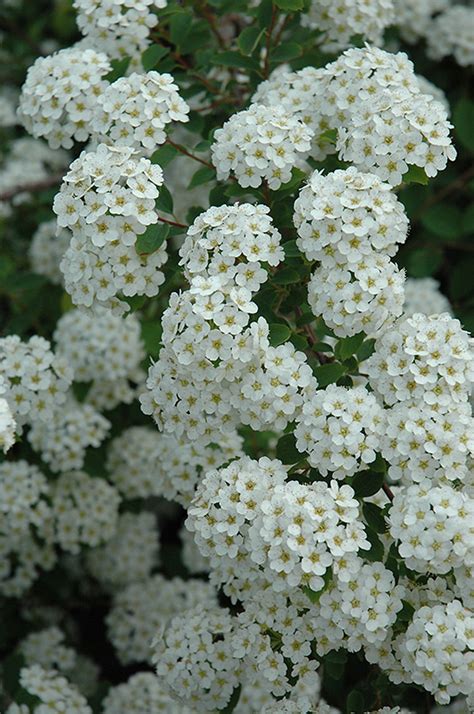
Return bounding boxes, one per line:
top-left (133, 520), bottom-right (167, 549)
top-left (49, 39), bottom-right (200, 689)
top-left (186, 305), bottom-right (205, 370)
top-left (393, 0), bottom-right (448, 43)
top-left (54, 143), bottom-right (167, 310)
top-left (102, 672), bottom-right (190, 714)
top-left (303, 0), bottom-right (394, 52)
top-left (29, 220), bottom-right (71, 286)
top-left (427, 6), bottom-right (474, 68)
top-left (0, 336), bottom-right (72, 431)
top-left (5, 665), bottom-right (92, 714)
top-left (93, 71), bottom-right (190, 151)
top-left (18, 47), bottom-right (111, 149)
top-left (211, 104), bottom-right (313, 188)
top-left (404, 277), bottom-right (451, 317)
top-left (73, 0), bottom-right (167, 64)
top-left (0, 377), bottom-right (16, 453)
top-left (19, 626), bottom-right (76, 675)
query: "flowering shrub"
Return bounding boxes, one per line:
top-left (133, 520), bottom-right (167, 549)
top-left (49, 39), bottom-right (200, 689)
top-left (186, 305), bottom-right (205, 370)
top-left (0, 0), bottom-right (473, 712)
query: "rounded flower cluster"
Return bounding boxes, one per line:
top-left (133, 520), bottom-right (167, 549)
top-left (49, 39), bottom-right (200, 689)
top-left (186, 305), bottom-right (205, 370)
top-left (54, 308), bottom-right (145, 382)
top-left (320, 46), bottom-right (456, 185)
top-left (0, 460), bottom-right (51, 538)
top-left (73, 0), bottom-right (167, 64)
top-left (404, 277), bottom-right (451, 317)
top-left (106, 426), bottom-right (163, 499)
top-left (107, 575), bottom-right (217, 664)
top-left (93, 71), bottom-right (190, 151)
top-left (295, 384), bottom-right (384, 477)
top-left (29, 220), bottom-right (71, 286)
top-left (0, 379), bottom-right (16, 453)
top-left (20, 626), bottom-right (76, 674)
top-left (427, 6), bottom-right (474, 68)
top-left (28, 399), bottom-right (110, 473)
top-left (51, 471), bottom-right (120, 553)
top-left (6, 665), bottom-right (92, 714)
top-left (0, 529), bottom-right (56, 598)
top-left (397, 600), bottom-right (474, 704)
top-left (0, 335), bottom-right (73, 431)
top-left (18, 47), bottom-right (111, 149)
top-left (211, 103), bottom-right (313, 189)
top-left (364, 313), bottom-right (474, 408)
top-left (86, 511), bottom-right (160, 589)
top-left (54, 144), bottom-right (167, 311)
top-left (393, 0), bottom-right (448, 43)
top-left (152, 605), bottom-right (241, 711)
top-left (308, 253), bottom-right (405, 338)
top-left (389, 480), bottom-right (474, 574)
top-left (102, 672), bottom-right (191, 714)
top-left (303, 0), bottom-right (394, 52)
top-left (187, 456), bottom-right (370, 596)
top-left (380, 402), bottom-right (473, 485)
top-left (294, 168), bottom-right (409, 263)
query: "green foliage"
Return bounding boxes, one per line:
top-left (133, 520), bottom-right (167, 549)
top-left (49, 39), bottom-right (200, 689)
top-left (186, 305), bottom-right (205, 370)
top-left (135, 223), bottom-right (170, 255)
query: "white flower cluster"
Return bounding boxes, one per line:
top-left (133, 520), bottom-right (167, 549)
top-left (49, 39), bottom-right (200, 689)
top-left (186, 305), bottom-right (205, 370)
top-left (20, 626), bottom-right (76, 674)
top-left (393, 0), bottom-right (448, 43)
top-left (51, 471), bottom-right (120, 553)
top-left (0, 335), bottom-right (73, 431)
top-left (6, 665), bottom-right (92, 714)
top-left (180, 523), bottom-right (210, 574)
top-left (0, 377), bottom-right (16, 453)
top-left (294, 168), bottom-right (407, 337)
top-left (364, 313), bottom-right (474, 408)
top-left (18, 47), bottom-right (111, 149)
top-left (55, 144), bottom-right (167, 311)
top-left (211, 103), bottom-right (313, 189)
top-left (404, 277), bottom-right (451, 317)
top-left (427, 6), bottom-right (474, 68)
top-left (54, 307), bottom-right (145, 388)
top-left (28, 399), bottom-right (110, 473)
top-left (303, 0), bottom-right (394, 52)
top-left (93, 71), bottom-right (189, 151)
top-left (86, 511), bottom-right (160, 589)
top-left (295, 384), bottom-right (384, 477)
top-left (397, 600), bottom-right (474, 704)
top-left (152, 605), bottom-right (241, 711)
top-left (29, 220), bottom-right (71, 286)
top-left (389, 480), bottom-right (474, 574)
top-left (142, 204), bottom-right (316, 441)
top-left (73, 0), bottom-right (167, 65)
top-left (187, 456), bottom-right (370, 596)
top-left (106, 426), bottom-right (164, 499)
top-left (107, 574), bottom-right (217, 664)
top-left (102, 672), bottom-right (191, 714)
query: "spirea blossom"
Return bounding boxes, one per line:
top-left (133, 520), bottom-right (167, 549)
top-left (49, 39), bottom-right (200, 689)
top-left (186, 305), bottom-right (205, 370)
top-left (303, 0), bottom-right (394, 52)
top-left (427, 6), bottom-right (474, 68)
top-left (393, 0), bottom-right (448, 43)
top-left (0, 377), bottom-right (16, 452)
top-left (0, 335), bottom-right (73, 431)
top-left (51, 471), bottom-right (120, 553)
top-left (0, 460), bottom-right (51, 537)
top-left (18, 47), bottom-right (111, 149)
top-left (92, 71), bottom-right (189, 151)
top-left (295, 384), bottom-right (384, 477)
top-left (86, 511), bottom-right (160, 589)
top-left (294, 168), bottom-right (409, 263)
top-left (6, 665), bottom-right (92, 714)
top-left (54, 144), bottom-right (167, 311)
top-left (211, 103), bottom-right (313, 189)
top-left (20, 626), bottom-right (77, 674)
top-left (404, 277), bottom-right (451, 317)
top-left (152, 605), bottom-right (241, 711)
top-left (102, 672), bottom-right (191, 714)
top-left (107, 575), bottom-right (217, 664)
top-left (73, 0), bottom-right (167, 65)
top-left (29, 220), bottom-right (71, 286)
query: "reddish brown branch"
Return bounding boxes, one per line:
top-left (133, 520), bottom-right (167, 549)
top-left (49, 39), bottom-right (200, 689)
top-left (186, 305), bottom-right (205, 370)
top-left (0, 174), bottom-right (64, 203)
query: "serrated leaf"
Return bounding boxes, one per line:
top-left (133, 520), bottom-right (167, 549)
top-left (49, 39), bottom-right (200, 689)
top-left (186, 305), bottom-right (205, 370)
top-left (363, 502), bottom-right (388, 534)
top-left (141, 44), bottom-right (169, 71)
top-left (188, 166), bottom-right (216, 189)
top-left (135, 223), bottom-right (170, 255)
top-left (155, 185), bottom-right (174, 214)
top-left (276, 432), bottom-right (302, 464)
top-left (313, 362), bottom-right (345, 387)
top-left (402, 165), bottom-right (429, 185)
top-left (271, 42), bottom-right (302, 62)
top-left (238, 26), bottom-right (265, 55)
top-left (269, 322), bottom-right (292, 346)
top-left (352, 470), bottom-right (384, 498)
top-left (150, 144), bottom-right (178, 167)
top-left (221, 685), bottom-right (242, 713)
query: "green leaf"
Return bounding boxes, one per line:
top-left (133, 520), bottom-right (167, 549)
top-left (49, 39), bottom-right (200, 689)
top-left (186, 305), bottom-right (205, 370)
top-left (257, 0), bottom-right (274, 27)
top-left (397, 600), bottom-right (416, 624)
top-left (238, 26), bottom-right (265, 55)
top-left (274, 0), bottom-right (305, 10)
top-left (269, 322), bottom-right (292, 346)
top-left (155, 185), bottom-right (174, 215)
top-left (352, 470), bottom-right (385, 498)
top-left (313, 362), bottom-right (345, 387)
top-left (273, 167), bottom-right (307, 196)
top-left (407, 247), bottom-right (442, 277)
top-left (135, 223), bottom-right (170, 255)
top-left (222, 685), bottom-right (242, 713)
top-left (356, 338), bottom-right (376, 362)
top-left (141, 44), bottom-right (169, 71)
top-left (302, 568), bottom-right (332, 603)
top-left (363, 502), bottom-right (388, 534)
top-left (453, 98), bottom-right (474, 154)
top-left (271, 41), bottom-right (302, 62)
top-left (150, 144), bottom-right (178, 167)
top-left (276, 432), bottom-right (302, 464)
top-left (211, 51), bottom-right (260, 71)
top-left (421, 203), bottom-right (462, 241)
top-left (193, 140), bottom-right (212, 152)
top-left (402, 165), bottom-right (429, 185)
top-left (335, 332), bottom-right (365, 361)
top-left (346, 689), bottom-right (365, 714)
top-left (273, 267), bottom-right (300, 284)
top-left (141, 320), bottom-right (162, 359)
top-left (169, 12), bottom-right (192, 48)
top-left (320, 128), bottom-right (338, 145)
top-left (188, 166), bottom-right (216, 189)
top-left (362, 528), bottom-right (385, 563)
top-left (283, 240), bottom-right (303, 258)
top-left (104, 57), bottom-right (131, 82)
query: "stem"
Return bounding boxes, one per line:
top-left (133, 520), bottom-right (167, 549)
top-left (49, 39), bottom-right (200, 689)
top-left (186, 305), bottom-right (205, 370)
top-left (0, 174), bottom-right (64, 202)
top-left (158, 215), bottom-right (188, 229)
top-left (166, 138), bottom-right (215, 169)
top-left (198, 2), bottom-right (226, 49)
top-left (382, 483), bottom-right (394, 502)
top-left (263, 5), bottom-right (278, 78)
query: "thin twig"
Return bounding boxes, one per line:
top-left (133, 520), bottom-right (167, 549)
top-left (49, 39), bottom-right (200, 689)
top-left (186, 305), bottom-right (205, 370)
top-left (198, 2), bottom-right (226, 49)
top-left (263, 5), bottom-right (278, 78)
top-left (382, 483), bottom-right (394, 502)
top-left (158, 215), bottom-right (188, 229)
top-left (166, 138), bottom-right (215, 169)
top-left (0, 174), bottom-right (64, 203)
